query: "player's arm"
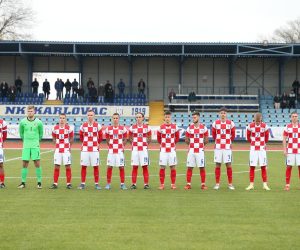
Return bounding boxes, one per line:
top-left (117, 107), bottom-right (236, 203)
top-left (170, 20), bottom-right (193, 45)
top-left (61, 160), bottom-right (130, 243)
top-left (123, 129), bottom-right (128, 146)
top-left (282, 133), bottom-right (287, 156)
top-left (204, 129), bottom-right (209, 145)
top-left (265, 128), bottom-right (269, 143)
top-left (147, 129), bottom-right (152, 144)
top-left (69, 130), bottom-right (74, 145)
top-left (185, 131), bottom-right (190, 145)
top-left (128, 130), bottom-right (133, 143)
top-left (19, 120), bottom-right (24, 140)
top-left (246, 128), bottom-right (251, 142)
top-left (97, 127), bottom-right (102, 144)
top-left (52, 130), bottom-right (56, 144)
top-left (2, 122), bottom-right (7, 142)
top-left (79, 126), bottom-right (84, 142)
top-left (105, 128), bottom-right (109, 146)
top-left (211, 125), bottom-right (216, 140)
top-left (38, 121), bottom-right (44, 141)
top-left (231, 126), bottom-right (236, 141)
top-left (157, 130), bottom-right (161, 144)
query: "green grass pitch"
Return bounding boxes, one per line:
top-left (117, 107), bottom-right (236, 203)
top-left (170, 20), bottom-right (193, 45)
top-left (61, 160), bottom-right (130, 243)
top-left (0, 146), bottom-right (299, 250)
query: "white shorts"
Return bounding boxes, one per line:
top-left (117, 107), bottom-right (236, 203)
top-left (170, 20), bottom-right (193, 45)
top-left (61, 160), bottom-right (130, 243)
top-left (159, 152), bottom-right (177, 166)
top-left (249, 150), bottom-right (267, 167)
top-left (0, 148), bottom-right (4, 163)
top-left (187, 151), bottom-right (205, 168)
top-left (131, 150), bottom-right (149, 166)
top-left (80, 151), bottom-right (100, 166)
top-left (54, 151), bottom-right (71, 166)
top-left (214, 149), bottom-right (232, 164)
top-left (107, 152), bottom-right (125, 167)
top-left (286, 154), bottom-right (300, 166)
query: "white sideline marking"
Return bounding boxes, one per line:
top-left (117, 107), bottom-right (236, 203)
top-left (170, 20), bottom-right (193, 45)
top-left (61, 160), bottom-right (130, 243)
top-left (5, 150), bottom-right (53, 162)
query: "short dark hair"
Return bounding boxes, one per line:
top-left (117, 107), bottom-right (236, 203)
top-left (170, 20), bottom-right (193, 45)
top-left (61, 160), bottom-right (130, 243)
top-left (136, 112), bottom-right (144, 117)
top-left (291, 111), bottom-right (298, 116)
top-left (164, 111), bottom-right (172, 116)
top-left (59, 113), bottom-right (66, 117)
top-left (219, 107), bottom-right (227, 112)
top-left (192, 111), bottom-right (200, 116)
top-left (113, 113), bottom-right (120, 116)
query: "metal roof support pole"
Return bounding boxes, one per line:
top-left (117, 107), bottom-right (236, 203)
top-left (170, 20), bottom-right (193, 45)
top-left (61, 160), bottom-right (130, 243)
top-left (179, 55), bottom-right (184, 94)
top-left (27, 56), bottom-right (33, 93)
top-left (128, 56), bottom-right (133, 96)
top-left (196, 58), bottom-right (199, 94)
top-left (78, 57), bottom-right (83, 87)
top-left (212, 58), bottom-right (215, 94)
top-left (146, 57), bottom-right (149, 101)
top-left (296, 58), bottom-right (299, 80)
top-left (163, 57), bottom-right (166, 100)
top-left (278, 58), bottom-right (285, 95)
top-left (262, 58), bottom-right (265, 95)
top-left (228, 57), bottom-right (234, 94)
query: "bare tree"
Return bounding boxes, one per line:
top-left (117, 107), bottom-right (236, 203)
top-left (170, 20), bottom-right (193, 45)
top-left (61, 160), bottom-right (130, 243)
top-left (0, 0), bottom-right (35, 40)
top-left (271, 17), bottom-right (300, 43)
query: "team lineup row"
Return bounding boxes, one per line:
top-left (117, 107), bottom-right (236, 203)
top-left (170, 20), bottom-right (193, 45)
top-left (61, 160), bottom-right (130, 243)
top-left (0, 106), bottom-right (299, 191)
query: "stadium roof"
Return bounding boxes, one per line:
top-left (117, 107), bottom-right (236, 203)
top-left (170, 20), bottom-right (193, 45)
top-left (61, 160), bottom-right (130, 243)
top-left (0, 41), bottom-right (300, 57)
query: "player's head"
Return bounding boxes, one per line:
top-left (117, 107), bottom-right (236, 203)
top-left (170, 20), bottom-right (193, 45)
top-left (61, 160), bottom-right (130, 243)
top-left (192, 111), bottom-right (200, 124)
top-left (219, 107), bottom-right (227, 121)
top-left (254, 112), bottom-right (262, 124)
top-left (59, 113), bottom-right (66, 126)
top-left (112, 113), bottom-right (120, 126)
top-left (136, 112), bottom-right (144, 125)
top-left (164, 111), bottom-right (172, 124)
top-left (87, 109), bottom-right (95, 123)
top-left (27, 105), bottom-right (35, 119)
top-left (291, 111), bottom-right (298, 123)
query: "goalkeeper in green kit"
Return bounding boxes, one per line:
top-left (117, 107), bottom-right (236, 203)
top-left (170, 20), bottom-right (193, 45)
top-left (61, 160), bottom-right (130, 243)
top-left (17, 105), bottom-right (44, 189)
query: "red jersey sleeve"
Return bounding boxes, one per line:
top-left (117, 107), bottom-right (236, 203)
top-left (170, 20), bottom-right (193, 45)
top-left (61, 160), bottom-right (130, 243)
top-left (97, 129), bottom-right (102, 144)
top-left (175, 131), bottom-right (180, 143)
top-left (79, 130), bottom-right (83, 142)
top-left (212, 127), bottom-right (216, 140)
top-left (265, 129), bottom-right (269, 143)
top-left (246, 129), bottom-right (251, 142)
top-left (157, 131), bottom-right (161, 144)
top-left (231, 127), bottom-right (236, 141)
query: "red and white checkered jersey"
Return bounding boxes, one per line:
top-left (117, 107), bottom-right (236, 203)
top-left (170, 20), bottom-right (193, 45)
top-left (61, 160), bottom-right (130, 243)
top-left (52, 124), bottom-right (74, 153)
top-left (185, 123), bottom-right (208, 153)
top-left (283, 123), bottom-right (300, 154)
top-left (246, 122), bottom-right (269, 151)
top-left (105, 125), bottom-right (128, 154)
top-left (157, 123), bottom-right (179, 153)
top-left (129, 124), bottom-right (151, 151)
top-left (0, 119), bottom-right (7, 148)
top-left (79, 122), bottom-right (102, 152)
top-left (212, 119), bottom-right (235, 150)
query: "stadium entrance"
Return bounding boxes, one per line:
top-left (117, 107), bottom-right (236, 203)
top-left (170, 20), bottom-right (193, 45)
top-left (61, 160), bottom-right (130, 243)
top-left (32, 72), bottom-right (81, 100)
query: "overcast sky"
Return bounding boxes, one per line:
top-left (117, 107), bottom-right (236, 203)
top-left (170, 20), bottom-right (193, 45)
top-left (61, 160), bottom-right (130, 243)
top-left (29, 0), bottom-right (300, 42)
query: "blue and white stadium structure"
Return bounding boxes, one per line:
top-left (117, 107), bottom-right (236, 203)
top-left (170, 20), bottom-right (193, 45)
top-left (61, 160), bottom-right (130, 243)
top-left (0, 41), bottom-right (300, 141)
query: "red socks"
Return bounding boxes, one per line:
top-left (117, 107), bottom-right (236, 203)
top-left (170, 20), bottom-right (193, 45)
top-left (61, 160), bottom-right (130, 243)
top-left (93, 166), bottom-right (99, 184)
top-left (249, 166), bottom-right (255, 182)
top-left (186, 168), bottom-right (193, 183)
top-left (0, 171), bottom-right (4, 183)
top-left (159, 168), bottom-right (165, 185)
top-left (170, 168), bottom-right (176, 185)
top-left (142, 166), bottom-right (149, 185)
top-left (66, 167), bottom-right (72, 184)
top-left (54, 167), bottom-right (60, 184)
top-left (132, 166), bottom-right (138, 184)
top-left (286, 166), bottom-right (292, 185)
top-left (107, 167), bottom-right (112, 184)
top-left (81, 166), bottom-right (87, 183)
top-left (261, 166), bottom-right (267, 182)
top-left (200, 168), bottom-right (206, 184)
top-left (215, 167), bottom-right (221, 184)
top-left (226, 166), bottom-right (233, 184)
top-left (119, 167), bottom-right (125, 184)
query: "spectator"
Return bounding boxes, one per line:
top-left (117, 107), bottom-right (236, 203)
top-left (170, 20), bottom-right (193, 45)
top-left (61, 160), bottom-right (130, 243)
top-left (292, 79), bottom-right (300, 100)
top-left (32, 78), bottom-right (39, 95)
top-left (188, 91), bottom-right (196, 103)
top-left (64, 79), bottom-right (72, 97)
top-left (15, 76), bottom-right (23, 94)
top-left (77, 86), bottom-right (84, 102)
top-left (281, 92), bottom-right (289, 110)
top-left (60, 79), bottom-right (65, 98)
top-left (86, 77), bottom-right (94, 90)
top-left (106, 84), bottom-right (114, 103)
top-left (72, 78), bottom-right (79, 95)
top-left (117, 78), bottom-right (125, 95)
top-left (89, 84), bottom-right (98, 103)
top-left (98, 83), bottom-right (105, 103)
top-left (55, 78), bottom-right (63, 100)
top-left (42, 79), bottom-right (50, 100)
top-left (104, 80), bottom-right (113, 102)
top-left (168, 89), bottom-right (176, 103)
top-left (8, 86), bottom-right (16, 102)
top-left (289, 90), bottom-right (296, 110)
top-left (273, 93), bottom-right (281, 109)
top-left (138, 78), bottom-right (146, 95)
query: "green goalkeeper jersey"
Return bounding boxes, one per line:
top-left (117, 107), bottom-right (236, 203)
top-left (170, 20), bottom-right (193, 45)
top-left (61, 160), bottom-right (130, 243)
top-left (19, 117), bottom-right (44, 148)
